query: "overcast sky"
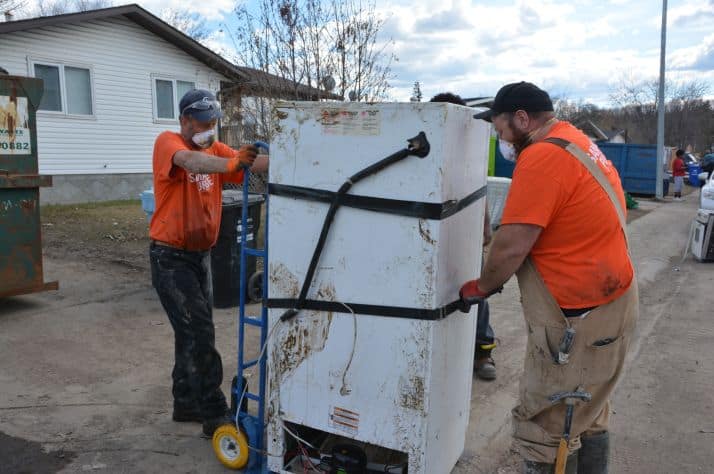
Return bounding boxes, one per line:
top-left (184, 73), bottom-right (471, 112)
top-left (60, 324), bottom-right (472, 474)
top-left (134, 0), bottom-right (712, 105)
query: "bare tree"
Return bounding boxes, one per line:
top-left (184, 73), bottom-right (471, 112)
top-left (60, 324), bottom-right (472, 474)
top-left (1, 0), bottom-right (25, 17)
top-left (554, 98), bottom-right (602, 125)
top-left (73, 0), bottom-right (110, 11)
top-left (296, 0), bottom-right (331, 101)
top-left (231, 0), bottom-right (393, 103)
top-left (229, 0), bottom-right (303, 141)
top-left (328, 0), bottom-right (394, 102)
top-left (410, 81), bottom-right (422, 102)
top-left (609, 74), bottom-right (712, 146)
top-left (226, 0), bottom-right (394, 146)
top-left (161, 8), bottom-right (209, 42)
top-left (24, 0), bottom-right (112, 17)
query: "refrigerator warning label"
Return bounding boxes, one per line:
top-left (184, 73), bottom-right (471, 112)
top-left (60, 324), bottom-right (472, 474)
top-left (319, 108), bottom-right (380, 136)
top-left (329, 406), bottom-right (360, 435)
top-left (0, 96), bottom-right (31, 155)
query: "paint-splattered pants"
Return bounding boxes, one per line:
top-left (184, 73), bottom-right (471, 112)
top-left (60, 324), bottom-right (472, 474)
top-left (150, 243), bottom-right (228, 419)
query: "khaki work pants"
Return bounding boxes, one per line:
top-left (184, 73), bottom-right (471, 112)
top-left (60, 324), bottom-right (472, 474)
top-left (512, 259), bottom-right (638, 463)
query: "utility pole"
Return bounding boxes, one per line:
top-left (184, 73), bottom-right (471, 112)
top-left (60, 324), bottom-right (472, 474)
top-left (656, 0), bottom-right (667, 200)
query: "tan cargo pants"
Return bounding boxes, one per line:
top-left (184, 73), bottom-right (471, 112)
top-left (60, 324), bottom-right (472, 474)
top-left (512, 259), bottom-right (639, 463)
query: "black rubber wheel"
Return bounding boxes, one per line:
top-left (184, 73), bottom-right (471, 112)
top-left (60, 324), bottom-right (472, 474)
top-left (247, 271), bottom-right (264, 303)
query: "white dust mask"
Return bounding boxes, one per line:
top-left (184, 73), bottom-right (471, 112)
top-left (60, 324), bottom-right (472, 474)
top-left (192, 129), bottom-right (216, 148)
top-left (499, 139), bottom-right (517, 162)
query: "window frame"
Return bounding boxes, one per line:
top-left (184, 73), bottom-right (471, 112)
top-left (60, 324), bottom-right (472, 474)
top-left (151, 75), bottom-right (197, 124)
top-left (28, 57), bottom-right (96, 119)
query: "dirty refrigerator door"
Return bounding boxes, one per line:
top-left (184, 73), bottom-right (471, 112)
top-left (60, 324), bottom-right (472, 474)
top-left (267, 102), bottom-right (489, 473)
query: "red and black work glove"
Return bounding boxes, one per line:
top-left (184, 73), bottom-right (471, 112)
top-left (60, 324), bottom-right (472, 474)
top-left (459, 279), bottom-right (502, 313)
top-left (226, 145), bottom-right (259, 172)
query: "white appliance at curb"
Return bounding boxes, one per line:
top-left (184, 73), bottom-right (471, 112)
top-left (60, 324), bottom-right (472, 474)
top-left (700, 174), bottom-right (714, 211)
top-left (692, 209), bottom-right (714, 262)
top-left (266, 102), bottom-right (489, 473)
top-left (486, 176), bottom-right (512, 229)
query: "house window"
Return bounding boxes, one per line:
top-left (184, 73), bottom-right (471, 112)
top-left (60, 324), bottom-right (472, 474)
top-left (32, 62), bottom-right (93, 115)
top-left (153, 78), bottom-right (196, 120)
top-left (65, 67), bottom-right (93, 115)
top-left (155, 80), bottom-right (175, 119)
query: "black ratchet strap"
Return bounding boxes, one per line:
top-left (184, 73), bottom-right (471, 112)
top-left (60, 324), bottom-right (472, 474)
top-left (267, 298), bottom-right (465, 321)
top-left (274, 132), bottom-right (483, 322)
top-left (268, 183), bottom-right (487, 220)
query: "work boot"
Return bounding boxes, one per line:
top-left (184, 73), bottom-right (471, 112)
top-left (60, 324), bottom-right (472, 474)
top-left (172, 405), bottom-right (203, 423)
top-left (578, 431), bottom-right (609, 474)
top-left (522, 453), bottom-right (578, 474)
top-left (202, 413), bottom-right (233, 438)
top-left (475, 347), bottom-right (497, 381)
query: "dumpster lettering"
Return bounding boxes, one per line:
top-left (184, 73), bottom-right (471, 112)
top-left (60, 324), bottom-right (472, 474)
top-left (0, 199), bottom-right (37, 215)
top-left (20, 198), bottom-right (36, 215)
top-left (0, 96), bottom-right (31, 155)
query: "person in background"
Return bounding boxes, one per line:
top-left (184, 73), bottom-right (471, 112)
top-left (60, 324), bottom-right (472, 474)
top-left (150, 89), bottom-right (268, 438)
top-left (430, 92), bottom-right (498, 381)
top-left (672, 149), bottom-right (686, 201)
top-left (702, 151), bottom-right (714, 179)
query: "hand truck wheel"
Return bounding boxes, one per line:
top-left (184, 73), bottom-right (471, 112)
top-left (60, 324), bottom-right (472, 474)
top-left (212, 424), bottom-right (250, 470)
top-left (247, 271), bottom-right (264, 302)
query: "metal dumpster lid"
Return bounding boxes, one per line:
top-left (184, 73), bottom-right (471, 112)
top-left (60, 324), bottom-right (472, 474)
top-left (222, 190), bottom-right (265, 205)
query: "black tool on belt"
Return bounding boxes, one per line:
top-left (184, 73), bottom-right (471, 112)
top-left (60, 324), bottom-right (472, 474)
top-left (269, 132), bottom-right (487, 323)
top-left (553, 306), bottom-right (597, 365)
top-left (555, 327), bottom-right (576, 365)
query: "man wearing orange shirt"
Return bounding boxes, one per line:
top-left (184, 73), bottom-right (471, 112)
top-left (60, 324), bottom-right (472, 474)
top-left (462, 83), bottom-right (638, 474)
top-left (149, 89), bottom-right (268, 437)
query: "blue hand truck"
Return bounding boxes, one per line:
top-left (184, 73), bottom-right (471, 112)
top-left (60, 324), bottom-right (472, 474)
top-left (212, 141), bottom-right (271, 473)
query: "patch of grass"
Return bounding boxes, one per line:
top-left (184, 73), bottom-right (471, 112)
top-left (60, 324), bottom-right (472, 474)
top-left (41, 199), bottom-right (142, 216)
top-left (41, 199), bottom-right (150, 268)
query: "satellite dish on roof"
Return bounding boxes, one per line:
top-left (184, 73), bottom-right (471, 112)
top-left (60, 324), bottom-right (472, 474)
top-left (322, 75), bottom-right (336, 92)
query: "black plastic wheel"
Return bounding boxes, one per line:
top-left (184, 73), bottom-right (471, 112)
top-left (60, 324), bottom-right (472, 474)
top-left (247, 271), bottom-right (264, 302)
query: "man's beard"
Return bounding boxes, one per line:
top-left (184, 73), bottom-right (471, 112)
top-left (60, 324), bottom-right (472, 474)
top-left (507, 117), bottom-right (531, 155)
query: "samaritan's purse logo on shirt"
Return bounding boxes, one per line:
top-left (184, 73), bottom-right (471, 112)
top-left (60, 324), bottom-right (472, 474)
top-left (588, 143), bottom-right (612, 170)
top-left (188, 173), bottom-right (214, 192)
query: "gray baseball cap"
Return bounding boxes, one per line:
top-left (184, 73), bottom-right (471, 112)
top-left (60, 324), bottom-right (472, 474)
top-left (179, 89), bottom-right (223, 122)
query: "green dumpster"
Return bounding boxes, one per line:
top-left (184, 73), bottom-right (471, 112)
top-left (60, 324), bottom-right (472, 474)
top-left (0, 75), bottom-right (58, 298)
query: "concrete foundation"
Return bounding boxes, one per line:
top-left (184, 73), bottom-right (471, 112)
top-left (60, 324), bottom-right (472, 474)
top-left (40, 173), bottom-right (153, 205)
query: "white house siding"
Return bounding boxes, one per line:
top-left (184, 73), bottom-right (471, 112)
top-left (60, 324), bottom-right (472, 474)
top-left (0, 16), bottom-right (230, 175)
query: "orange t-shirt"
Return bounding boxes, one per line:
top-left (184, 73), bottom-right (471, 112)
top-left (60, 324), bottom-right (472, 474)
top-left (501, 121), bottom-right (634, 309)
top-left (149, 131), bottom-right (245, 251)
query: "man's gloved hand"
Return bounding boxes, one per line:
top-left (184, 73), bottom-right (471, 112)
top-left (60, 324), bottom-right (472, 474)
top-left (238, 144), bottom-right (259, 166)
top-left (459, 279), bottom-right (502, 313)
top-left (226, 145), bottom-right (259, 172)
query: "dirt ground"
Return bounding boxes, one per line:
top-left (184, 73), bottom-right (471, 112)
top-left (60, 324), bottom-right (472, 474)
top-left (40, 200), bottom-right (152, 272)
top-left (1, 189), bottom-right (712, 473)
